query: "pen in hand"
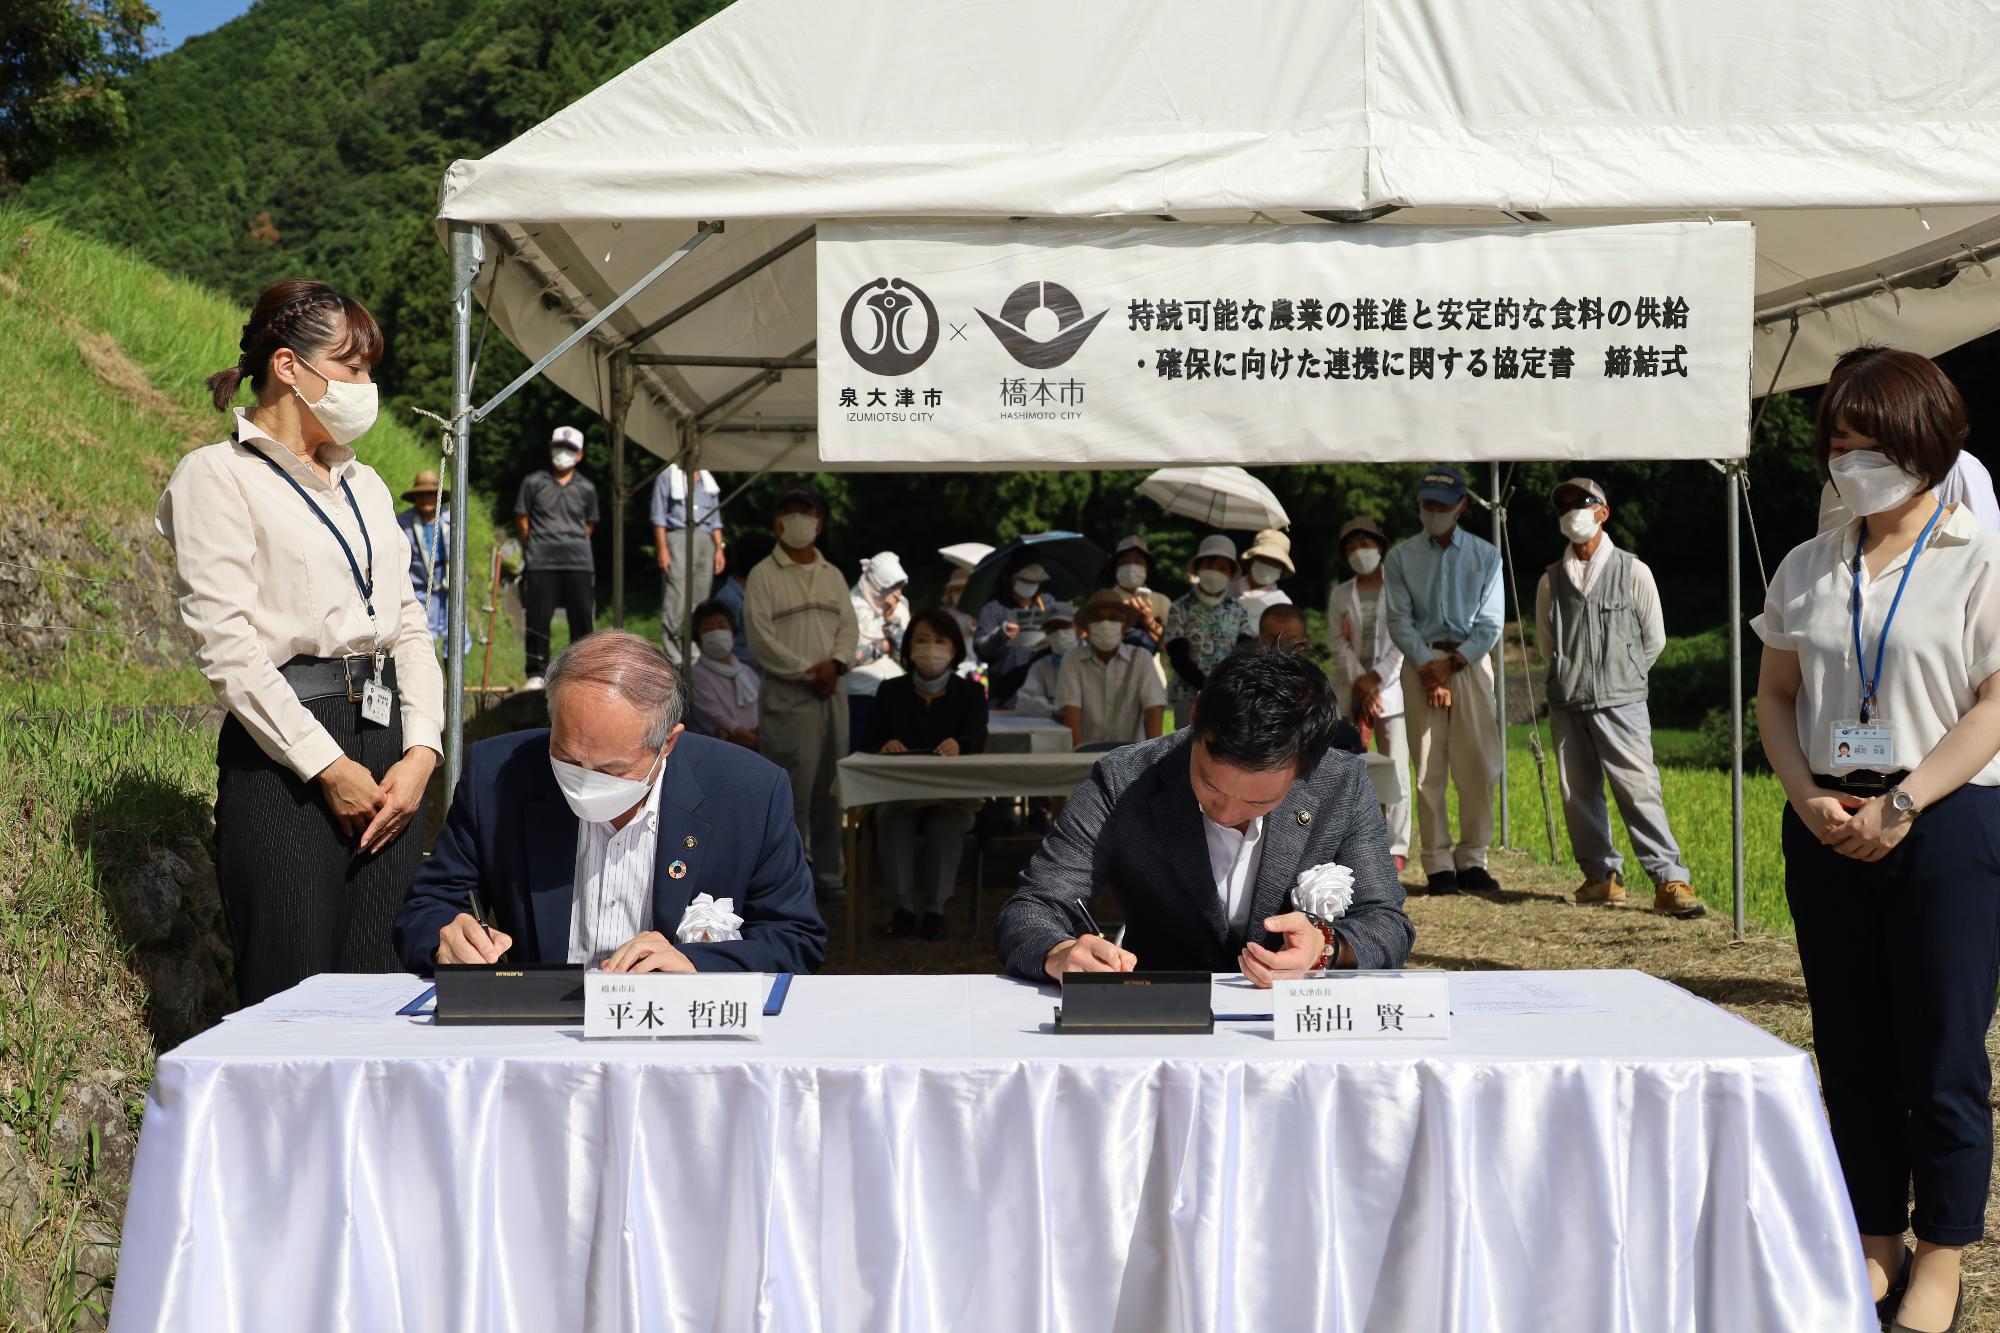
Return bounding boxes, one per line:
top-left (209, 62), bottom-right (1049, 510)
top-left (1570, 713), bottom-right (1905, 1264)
top-left (467, 888), bottom-right (509, 964)
top-left (1074, 897), bottom-right (1106, 940)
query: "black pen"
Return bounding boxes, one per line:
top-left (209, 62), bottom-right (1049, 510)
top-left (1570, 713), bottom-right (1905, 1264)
top-left (466, 888), bottom-right (508, 964)
top-left (1074, 897), bottom-right (1106, 940)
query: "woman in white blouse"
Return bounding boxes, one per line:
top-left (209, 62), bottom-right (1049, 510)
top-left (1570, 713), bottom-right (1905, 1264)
top-left (1754, 347), bottom-right (2000, 1333)
top-left (158, 279), bottom-right (443, 1006)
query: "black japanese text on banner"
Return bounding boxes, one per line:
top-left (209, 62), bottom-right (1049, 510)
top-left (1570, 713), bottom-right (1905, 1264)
top-left (815, 221), bottom-right (1755, 468)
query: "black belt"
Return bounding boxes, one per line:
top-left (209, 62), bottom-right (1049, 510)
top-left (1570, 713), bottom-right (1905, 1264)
top-left (280, 654), bottom-right (397, 704)
top-left (1811, 769), bottom-right (1909, 796)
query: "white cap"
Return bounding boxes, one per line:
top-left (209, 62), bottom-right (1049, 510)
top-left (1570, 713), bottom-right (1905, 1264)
top-left (938, 541), bottom-right (994, 571)
top-left (865, 551), bottom-right (908, 588)
top-left (550, 425), bottom-right (584, 449)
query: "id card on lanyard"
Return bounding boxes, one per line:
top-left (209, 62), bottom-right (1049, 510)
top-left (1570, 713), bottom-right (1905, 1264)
top-left (1831, 501), bottom-right (1943, 770)
top-left (256, 449), bottom-right (395, 728)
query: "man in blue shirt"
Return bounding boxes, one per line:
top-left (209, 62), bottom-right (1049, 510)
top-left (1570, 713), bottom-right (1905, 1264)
top-left (1383, 465), bottom-right (1505, 895)
top-left (395, 470), bottom-right (468, 655)
top-left (651, 462), bottom-right (725, 665)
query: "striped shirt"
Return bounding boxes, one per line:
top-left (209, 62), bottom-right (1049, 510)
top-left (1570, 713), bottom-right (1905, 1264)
top-left (566, 776), bottom-right (663, 966)
top-left (744, 546), bottom-right (860, 682)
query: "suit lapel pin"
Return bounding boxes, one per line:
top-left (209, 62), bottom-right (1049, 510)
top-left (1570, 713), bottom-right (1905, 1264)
top-left (683, 835), bottom-right (698, 849)
top-left (668, 859), bottom-right (689, 880)
top-left (1297, 810), bottom-right (1312, 827)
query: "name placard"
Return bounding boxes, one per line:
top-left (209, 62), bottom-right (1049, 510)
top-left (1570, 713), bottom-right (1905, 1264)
top-left (582, 972), bottom-right (764, 1041)
top-left (1273, 972), bottom-right (1451, 1041)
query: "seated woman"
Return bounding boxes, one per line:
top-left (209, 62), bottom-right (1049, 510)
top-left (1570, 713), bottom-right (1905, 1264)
top-left (686, 599), bottom-right (759, 750)
top-left (866, 609), bottom-right (989, 941)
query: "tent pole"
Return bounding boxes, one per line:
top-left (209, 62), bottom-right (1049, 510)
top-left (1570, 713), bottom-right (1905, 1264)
top-left (444, 223), bottom-right (484, 796)
top-left (1491, 461), bottom-right (1509, 848)
top-left (609, 352), bottom-right (633, 629)
top-left (683, 426), bottom-right (701, 667)
top-left (1727, 460), bottom-right (1746, 940)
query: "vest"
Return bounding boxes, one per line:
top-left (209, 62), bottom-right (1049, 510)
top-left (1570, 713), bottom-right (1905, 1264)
top-left (1545, 544), bottom-right (1648, 710)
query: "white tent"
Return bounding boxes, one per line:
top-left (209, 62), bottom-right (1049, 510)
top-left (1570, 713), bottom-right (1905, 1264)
top-left (432, 0), bottom-right (2000, 932)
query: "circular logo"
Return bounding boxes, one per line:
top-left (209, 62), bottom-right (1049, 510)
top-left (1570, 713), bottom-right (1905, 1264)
top-left (978, 279), bottom-right (1107, 369)
top-left (839, 277), bottom-right (940, 377)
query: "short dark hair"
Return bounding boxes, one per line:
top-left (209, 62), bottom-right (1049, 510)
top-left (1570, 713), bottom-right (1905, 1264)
top-left (1813, 346), bottom-right (1968, 488)
top-left (692, 598), bottom-right (735, 633)
top-left (1191, 645), bottom-right (1339, 774)
top-left (901, 607), bottom-right (966, 670)
top-left (1259, 602), bottom-right (1307, 634)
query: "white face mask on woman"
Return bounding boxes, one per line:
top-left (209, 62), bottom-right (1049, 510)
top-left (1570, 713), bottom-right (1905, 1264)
top-left (1559, 508), bottom-right (1602, 544)
top-left (1115, 563), bottom-right (1148, 591)
top-left (1013, 578), bottom-right (1044, 603)
top-left (291, 355), bottom-right (379, 447)
top-left (698, 628), bottom-right (735, 660)
top-left (1829, 449), bottom-right (1927, 516)
top-left (550, 747), bottom-right (664, 824)
top-left (1249, 560), bottom-right (1282, 588)
top-left (910, 642), bottom-right (955, 679)
top-left (1347, 546), bottom-right (1382, 575)
top-left (1195, 569), bottom-right (1231, 597)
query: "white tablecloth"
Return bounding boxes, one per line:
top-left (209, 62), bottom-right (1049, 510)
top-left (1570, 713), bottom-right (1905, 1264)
top-left (111, 970), bottom-right (1868, 1333)
top-left (986, 713), bottom-right (1076, 754)
top-left (837, 750), bottom-right (1400, 809)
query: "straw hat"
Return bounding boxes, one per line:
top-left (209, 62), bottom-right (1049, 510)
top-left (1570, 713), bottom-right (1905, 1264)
top-left (1242, 528), bottom-right (1295, 575)
top-left (400, 470), bottom-right (448, 503)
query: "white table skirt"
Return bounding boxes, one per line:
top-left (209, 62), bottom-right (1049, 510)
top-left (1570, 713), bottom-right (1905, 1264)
top-left (837, 750), bottom-right (1399, 810)
top-left (986, 713), bottom-right (1076, 754)
top-left (110, 970), bottom-right (1869, 1333)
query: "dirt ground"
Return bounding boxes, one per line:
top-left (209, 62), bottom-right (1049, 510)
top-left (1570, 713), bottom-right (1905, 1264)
top-left (826, 833), bottom-right (2000, 1330)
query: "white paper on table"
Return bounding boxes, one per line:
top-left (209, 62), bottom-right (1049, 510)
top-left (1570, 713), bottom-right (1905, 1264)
top-left (1449, 972), bottom-right (1606, 1016)
top-left (1211, 975), bottom-right (1277, 1019)
top-left (221, 973), bottom-right (434, 1023)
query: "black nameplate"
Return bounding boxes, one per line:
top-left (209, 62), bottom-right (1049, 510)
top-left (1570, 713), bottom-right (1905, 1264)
top-left (434, 964), bottom-right (587, 1025)
top-left (1054, 970), bottom-right (1214, 1034)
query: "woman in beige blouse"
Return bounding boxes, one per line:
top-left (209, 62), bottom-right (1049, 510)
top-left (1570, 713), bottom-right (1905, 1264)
top-left (158, 279), bottom-right (443, 1005)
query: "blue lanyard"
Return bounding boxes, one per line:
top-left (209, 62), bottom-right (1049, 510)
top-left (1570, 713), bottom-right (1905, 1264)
top-left (1849, 501), bottom-right (1943, 724)
top-left (255, 450), bottom-right (376, 620)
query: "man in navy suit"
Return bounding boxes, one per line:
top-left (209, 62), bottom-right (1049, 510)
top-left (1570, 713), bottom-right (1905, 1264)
top-left (394, 631), bottom-right (826, 975)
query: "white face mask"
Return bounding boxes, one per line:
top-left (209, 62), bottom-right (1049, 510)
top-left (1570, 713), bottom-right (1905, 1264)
top-left (1013, 578), bottom-right (1044, 602)
top-left (1347, 546), bottom-right (1382, 575)
top-left (1086, 620), bottom-right (1124, 652)
top-left (1047, 628), bottom-right (1079, 656)
top-left (910, 643), bottom-right (955, 685)
top-left (1249, 560), bottom-right (1282, 588)
top-left (1195, 569), bottom-right (1231, 597)
top-left (777, 513), bottom-right (818, 549)
top-left (1420, 505), bottom-right (1460, 538)
top-left (550, 747), bottom-right (663, 824)
top-left (550, 447), bottom-right (580, 471)
top-left (1829, 449), bottom-right (1926, 517)
top-left (1115, 563), bottom-right (1148, 590)
top-left (698, 628), bottom-right (735, 659)
top-left (1559, 508), bottom-right (1602, 544)
top-left (291, 357), bottom-right (379, 447)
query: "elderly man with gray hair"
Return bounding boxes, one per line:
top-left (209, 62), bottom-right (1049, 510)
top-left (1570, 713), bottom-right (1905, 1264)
top-left (393, 631), bottom-right (826, 975)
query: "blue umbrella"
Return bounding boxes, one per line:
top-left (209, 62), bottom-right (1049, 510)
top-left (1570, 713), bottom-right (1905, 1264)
top-left (957, 532), bottom-right (1109, 613)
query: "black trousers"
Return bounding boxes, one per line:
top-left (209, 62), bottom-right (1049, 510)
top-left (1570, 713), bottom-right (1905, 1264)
top-left (1784, 782), bottom-right (2000, 1244)
top-left (214, 694), bottom-right (423, 1007)
top-left (522, 568), bottom-right (595, 676)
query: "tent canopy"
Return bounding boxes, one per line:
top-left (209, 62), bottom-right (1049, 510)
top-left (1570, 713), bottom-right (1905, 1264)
top-left (438, 0), bottom-right (2000, 469)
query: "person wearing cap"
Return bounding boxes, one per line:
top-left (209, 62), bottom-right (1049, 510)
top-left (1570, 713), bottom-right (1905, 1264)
top-left (1239, 528), bottom-right (1295, 617)
top-left (650, 462), bottom-right (725, 666)
top-left (1057, 590), bottom-right (1168, 748)
top-left (515, 425), bottom-right (600, 689)
top-left (1383, 465), bottom-right (1505, 895)
top-left (1328, 514), bottom-right (1412, 870)
top-left (1534, 478), bottom-right (1702, 919)
top-left (1163, 535), bottom-right (1255, 727)
top-left (1009, 600), bottom-right (1076, 719)
top-left (847, 551), bottom-right (912, 743)
top-left (395, 470), bottom-right (467, 655)
top-left (745, 485), bottom-right (860, 895)
top-left (975, 558), bottom-right (1056, 706)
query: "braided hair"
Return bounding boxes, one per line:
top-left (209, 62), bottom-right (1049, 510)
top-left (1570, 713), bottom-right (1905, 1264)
top-left (205, 279), bottom-right (384, 411)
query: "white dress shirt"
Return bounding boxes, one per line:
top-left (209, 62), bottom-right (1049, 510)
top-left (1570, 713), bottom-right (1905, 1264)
top-left (1754, 502), bottom-right (2000, 780)
top-left (1203, 812), bottom-right (1266, 934)
top-left (1532, 534), bottom-right (1667, 670)
top-left (1054, 644), bottom-right (1167, 745)
top-left (566, 777), bottom-right (664, 966)
top-left (155, 410), bottom-right (445, 779)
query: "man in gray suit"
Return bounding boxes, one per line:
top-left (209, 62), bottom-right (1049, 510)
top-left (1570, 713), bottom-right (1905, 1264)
top-left (997, 646), bottom-right (1414, 985)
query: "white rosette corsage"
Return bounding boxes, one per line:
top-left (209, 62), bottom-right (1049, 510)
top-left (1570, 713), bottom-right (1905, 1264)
top-left (1293, 862), bottom-right (1356, 921)
top-left (674, 893), bottom-right (744, 944)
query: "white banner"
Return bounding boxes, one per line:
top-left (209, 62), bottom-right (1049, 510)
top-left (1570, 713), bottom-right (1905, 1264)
top-left (816, 221), bottom-right (1754, 468)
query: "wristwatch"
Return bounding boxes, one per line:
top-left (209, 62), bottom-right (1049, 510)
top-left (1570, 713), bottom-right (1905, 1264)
top-left (1303, 912), bottom-right (1338, 970)
top-left (1888, 786), bottom-right (1921, 818)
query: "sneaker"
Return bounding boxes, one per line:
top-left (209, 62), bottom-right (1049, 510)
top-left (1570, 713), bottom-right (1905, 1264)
top-left (1457, 865), bottom-right (1501, 894)
top-left (883, 908), bottom-right (918, 938)
top-left (523, 675), bottom-right (546, 691)
top-left (1654, 881), bottom-right (1706, 919)
top-left (1575, 869), bottom-right (1626, 905)
top-left (1425, 870), bottom-right (1460, 895)
top-left (920, 910), bottom-right (947, 941)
